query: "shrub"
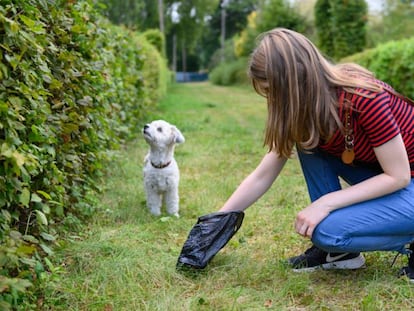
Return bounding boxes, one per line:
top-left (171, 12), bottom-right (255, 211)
top-left (142, 28), bottom-right (166, 57)
top-left (139, 33), bottom-right (171, 103)
top-left (342, 37), bottom-right (414, 99)
top-left (0, 0), bottom-right (168, 308)
top-left (209, 58), bottom-right (249, 86)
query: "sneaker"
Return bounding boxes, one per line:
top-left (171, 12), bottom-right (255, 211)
top-left (398, 266), bottom-right (414, 282)
top-left (398, 243), bottom-right (414, 282)
top-left (288, 245), bottom-right (366, 272)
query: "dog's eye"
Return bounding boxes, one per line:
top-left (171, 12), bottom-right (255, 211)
top-left (157, 127), bottom-right (163, 132)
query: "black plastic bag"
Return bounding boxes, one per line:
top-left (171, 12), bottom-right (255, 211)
top-left (176, 211), bottom-right (244, 270)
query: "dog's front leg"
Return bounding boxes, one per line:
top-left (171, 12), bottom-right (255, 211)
top-left (145, 188), bottom-right (163, 216)
top-left (164, 189), bottom-right (180, 218)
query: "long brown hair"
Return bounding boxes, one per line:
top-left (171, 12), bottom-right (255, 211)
top-left (248, 28), bottom-right (383, 158)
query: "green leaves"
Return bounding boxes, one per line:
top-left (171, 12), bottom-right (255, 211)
top-left (315, 0), bottom-right (368, 60)
top-left (19, 15), bottom-right (46, 35)
top-left (344, 37), bottom-right (414, 99)
top-left (19, 188), bottom-right (30, 206)
top-left (0, 0), bottom-right (168, 308)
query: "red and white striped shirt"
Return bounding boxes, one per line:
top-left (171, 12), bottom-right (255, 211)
top-left (319, 81), bottom-right (414, 177)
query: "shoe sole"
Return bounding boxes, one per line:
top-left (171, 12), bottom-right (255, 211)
top-left (292, 254), bottom-right (366, 272)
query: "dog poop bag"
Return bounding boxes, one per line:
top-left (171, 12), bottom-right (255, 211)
top-left (176, 211), bottom-right (244, 270)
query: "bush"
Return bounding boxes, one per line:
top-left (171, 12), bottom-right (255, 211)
top-left (0, 0), bottom-right (169, 309)
top-left (209, 58), bottom-right (250, 86)
top-left (342, 37), bottom-right (414, 99)
top-left (141, 28), bottom-right (166, 57)
top-left (139, 33), bottom-right (171, 103)
top-left (208, 38), bottom-right (238, 71)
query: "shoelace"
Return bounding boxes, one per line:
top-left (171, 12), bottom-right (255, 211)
top-left (391, 252), bottom-right (402, 267)
top-left (391, 247), bottom-right (413, 268)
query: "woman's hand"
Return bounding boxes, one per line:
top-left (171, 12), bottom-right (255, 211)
top-left (220, 152), bottom-right (287, 212)
top-left (295, 201), bottom-right (331, 238)
top-left (294, 135), bottom-right (410, 239)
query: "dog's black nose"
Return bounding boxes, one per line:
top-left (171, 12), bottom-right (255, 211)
top-left (143, 124), bottom-right (149, 130)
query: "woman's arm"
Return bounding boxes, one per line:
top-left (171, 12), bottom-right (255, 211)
top-left (220, 151), bottom-right (287, 212)
top-left (296, 134), bottom-right (411, 238)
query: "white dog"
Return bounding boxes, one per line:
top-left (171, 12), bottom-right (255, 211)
top-left (142, 120), bottom-right (185, 217)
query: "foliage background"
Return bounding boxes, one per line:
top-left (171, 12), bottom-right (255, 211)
top-left (343, 37), bottom-right (414, 99)
top-left (99, 0), bottom-right (414, 76)
top-left (2, 0), bottom-right (414, 309)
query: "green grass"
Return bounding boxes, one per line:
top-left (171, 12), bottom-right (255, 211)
top-left (44, 82), bottom-right (414, 310)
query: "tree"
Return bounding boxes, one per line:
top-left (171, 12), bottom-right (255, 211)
top-left (367, 0), bottom-right (414, 47)
top-left (315, 0), bottom-right (368, 60)
top-left (99, 0), bottom-right (219, 72)
top-left (234, 0), bottom-right (308, 58)
top-left (99, 0), bottom-right (148, 29)
top-left (234, 11), bottom-right (259, 58)
top-left (158, 0), bottom-right (165, 34)
top-left (314, 0), bottom-right (334, 54)
top-left (381, 0), bottom-right (414, 41)
top-left (166, 0), bottom-right (219, 74)
top-left (199, 0), bottom-right (257, 68)
top-left (256, 0), bottom-right (308, 34)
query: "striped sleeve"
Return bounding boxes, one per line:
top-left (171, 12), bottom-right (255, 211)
top-left (355, 90), bottom-right (400, 147)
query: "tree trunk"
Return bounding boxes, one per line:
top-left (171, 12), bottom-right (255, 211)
top-left (172, 33), bottom-right (177, 73)
top-left (158, 0), bottom-right (164, 34)
top-left (221, 7), bottom-right (226, 63)
top-left (181, 39), bottom-right (187, 81)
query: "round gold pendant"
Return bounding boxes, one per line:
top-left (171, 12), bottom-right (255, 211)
top-left (341, 149), bottom-right (355, 164)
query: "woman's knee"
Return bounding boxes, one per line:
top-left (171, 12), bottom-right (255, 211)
top-left (312, 225), bottom-right (348, 253)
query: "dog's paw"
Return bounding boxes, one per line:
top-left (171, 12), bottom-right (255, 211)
top-left (149, 209), bottom-right (161, 217)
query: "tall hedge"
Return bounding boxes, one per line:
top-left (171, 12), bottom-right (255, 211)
top-left (314, 0), bottom-right (334, 55)
top-left (315, 0), bottom-right (367, 60)
top-left (0, 0), bottom-right (168, 309)
top-left (342, 37), bottom-right (414, 99)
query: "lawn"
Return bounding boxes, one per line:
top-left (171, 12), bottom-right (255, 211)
top-left (44, 82), bottom-right (414, 310)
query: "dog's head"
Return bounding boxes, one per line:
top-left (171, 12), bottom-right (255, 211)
top-left (142, 120), bottom-right (185, 148)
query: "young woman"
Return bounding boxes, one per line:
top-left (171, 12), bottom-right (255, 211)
top-left (219, 28), bottom-right (414, 280)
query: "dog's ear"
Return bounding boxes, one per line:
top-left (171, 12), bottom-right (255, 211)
top-left (172, 126), bottom-right (185, 144)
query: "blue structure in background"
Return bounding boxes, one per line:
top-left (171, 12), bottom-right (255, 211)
top-left (176, 72), bottom-right (208, 82)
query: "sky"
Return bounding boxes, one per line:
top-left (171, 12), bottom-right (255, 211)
top-left (366, 0), bottom-right (385, 12)
top-left (289, 0), bottom-right (386, 13)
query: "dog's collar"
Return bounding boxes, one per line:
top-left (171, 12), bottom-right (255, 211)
top-left (151, 161), bottom-right (171, 169)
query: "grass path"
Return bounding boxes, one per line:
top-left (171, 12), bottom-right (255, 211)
top-left (45, 82), bottom-right (414, 310)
